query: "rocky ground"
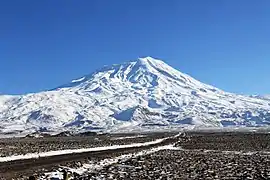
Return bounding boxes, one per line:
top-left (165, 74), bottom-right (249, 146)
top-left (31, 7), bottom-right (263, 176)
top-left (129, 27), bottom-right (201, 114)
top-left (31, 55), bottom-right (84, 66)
top-left (176, 131), bottom-right (270, 152)
top-left (87, 149), bottom-right (270, 180)
top-left (0, 132), bottom-right (174, 157)
top-left (1, 131), bottom-right (270, 179)
top-left (78, 131), bottom-right (270, 180)
top-left (0, 132), bottom-right (177, 179)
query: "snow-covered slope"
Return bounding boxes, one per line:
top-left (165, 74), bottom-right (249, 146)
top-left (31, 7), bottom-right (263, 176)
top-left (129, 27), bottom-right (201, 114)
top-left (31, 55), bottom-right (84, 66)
top-left (250, 95), bottom-right (270, 101)
top-left (1, 57), bottom-right (270, 134)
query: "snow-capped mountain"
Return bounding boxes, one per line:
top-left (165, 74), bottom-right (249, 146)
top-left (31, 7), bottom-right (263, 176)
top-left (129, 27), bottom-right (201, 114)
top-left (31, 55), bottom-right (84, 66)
top-left (1, 57), bottom-right (270, 134)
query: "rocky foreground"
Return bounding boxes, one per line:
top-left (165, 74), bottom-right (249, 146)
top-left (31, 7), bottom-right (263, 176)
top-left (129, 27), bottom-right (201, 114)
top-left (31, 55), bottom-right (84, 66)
top-left (74, 132), bottom-right (270, 180)
top-left (1, 131), bottom-right (270, 179)
top-left (89, 149), bottom-right (270, 180)
top-left (0, 132), bottom-right (172, 157)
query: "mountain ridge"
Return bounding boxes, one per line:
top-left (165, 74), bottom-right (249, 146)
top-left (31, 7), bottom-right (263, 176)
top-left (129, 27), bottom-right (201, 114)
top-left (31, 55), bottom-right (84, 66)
top-left (0, 57), bottom-right (270, 134)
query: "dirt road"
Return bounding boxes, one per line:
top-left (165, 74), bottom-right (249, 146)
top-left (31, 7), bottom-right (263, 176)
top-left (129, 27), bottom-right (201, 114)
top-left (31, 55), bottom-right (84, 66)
top-left (0, 136), bottom-right (178, 179)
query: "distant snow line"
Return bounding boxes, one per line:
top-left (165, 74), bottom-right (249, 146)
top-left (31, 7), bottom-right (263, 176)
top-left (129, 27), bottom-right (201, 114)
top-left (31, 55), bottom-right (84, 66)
top-left (180, 148), bottom-right (270, 156)
top-left (0, 137), bottom-right (168, 162)
top-left (110, 135), bottom-right (146, 140)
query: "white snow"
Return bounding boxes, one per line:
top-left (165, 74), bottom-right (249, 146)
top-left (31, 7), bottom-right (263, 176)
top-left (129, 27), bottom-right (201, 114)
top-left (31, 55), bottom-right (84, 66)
top-left (41, 171), bottom-right (63, 180)
top-left (71, 77), bottom-right (85, 83)
top-left (0, 57), bottom-right (270, 133)
top-left (196, 149), bottom-right (270, 156)
top-left (111, 135), bottom-right (146, 140)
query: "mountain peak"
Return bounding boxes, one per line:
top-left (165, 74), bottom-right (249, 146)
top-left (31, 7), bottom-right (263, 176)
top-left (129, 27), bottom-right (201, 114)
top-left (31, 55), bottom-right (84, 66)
top-left (55, 56), bottom-right (198, 91)
top-left (138, 56), bottom-right (158, 61)
top-left (137, 56), bottom-right (164, 65)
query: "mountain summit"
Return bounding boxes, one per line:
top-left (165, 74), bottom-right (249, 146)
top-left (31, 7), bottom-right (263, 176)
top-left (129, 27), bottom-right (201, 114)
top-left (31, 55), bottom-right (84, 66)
top-left (57, 57), bottom-right (214, 93)
top-left (1, 57), bottom-right (270, 134)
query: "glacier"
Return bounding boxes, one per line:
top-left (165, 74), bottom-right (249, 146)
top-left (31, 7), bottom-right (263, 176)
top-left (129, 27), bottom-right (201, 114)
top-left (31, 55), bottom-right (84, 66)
top-left (0, 57), bottom-right (270, 134)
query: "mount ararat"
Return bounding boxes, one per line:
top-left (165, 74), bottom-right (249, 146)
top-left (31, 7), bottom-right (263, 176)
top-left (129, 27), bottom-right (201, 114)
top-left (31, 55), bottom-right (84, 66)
top-left (1, 57), bottom-right (270, 134)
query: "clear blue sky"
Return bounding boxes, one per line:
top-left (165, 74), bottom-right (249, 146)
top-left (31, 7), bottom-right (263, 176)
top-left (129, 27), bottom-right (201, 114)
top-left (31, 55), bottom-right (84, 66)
top-left (0, 0), bottom-right (269, 95)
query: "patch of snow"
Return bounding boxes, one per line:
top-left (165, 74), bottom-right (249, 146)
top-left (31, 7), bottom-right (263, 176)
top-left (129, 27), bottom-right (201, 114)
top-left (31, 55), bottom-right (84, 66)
top-left (40, 171), bottom-right (63, 180)
top-left (71, 77), bottom-right (85, 83)
top-left (111, 135), bottom-right (146, 140)
top-left (199, 149), bottom-right (270, 156)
